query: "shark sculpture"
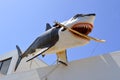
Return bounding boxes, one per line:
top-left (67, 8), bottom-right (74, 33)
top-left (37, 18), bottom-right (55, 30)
top-left (15, 13), bottom-right (105, 71)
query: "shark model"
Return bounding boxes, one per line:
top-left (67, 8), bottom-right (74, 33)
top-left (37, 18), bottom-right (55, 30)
top-left (15, 13), bottom-right (105, 71)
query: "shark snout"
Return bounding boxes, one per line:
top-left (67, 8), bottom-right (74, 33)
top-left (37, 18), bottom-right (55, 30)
top-left (60, 13), bottom-right (96, 39)
top-left (67, 13), bottom-right (96, 39)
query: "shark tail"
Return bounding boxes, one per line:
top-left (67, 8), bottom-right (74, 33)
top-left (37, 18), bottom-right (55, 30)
top-left (14, 45), bottom-right (23, 71)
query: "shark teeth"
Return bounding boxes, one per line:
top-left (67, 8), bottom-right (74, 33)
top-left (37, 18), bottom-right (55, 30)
top-left (71, 23), bottom-right (93, 35)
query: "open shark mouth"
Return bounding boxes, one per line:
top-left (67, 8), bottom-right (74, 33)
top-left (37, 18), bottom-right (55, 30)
top-left (70, 23), bottom-right (93, 39)
top-left (54, 21), bottom-right (105, 42)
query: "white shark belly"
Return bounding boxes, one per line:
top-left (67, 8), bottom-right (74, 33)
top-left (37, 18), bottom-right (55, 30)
top-left (45, 30), bottom-right (90, 54)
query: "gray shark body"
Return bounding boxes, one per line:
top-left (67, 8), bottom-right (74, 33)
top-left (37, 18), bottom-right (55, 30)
top-left (22, 27), bottom-right (60, 57)
top-left (15, 13), bottom-right (96, 71)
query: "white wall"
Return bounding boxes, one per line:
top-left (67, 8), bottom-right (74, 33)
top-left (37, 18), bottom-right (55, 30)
top-left (0, 51), bottom-right (120, 80)
top-left (0, 50), bottom-right (48, 76)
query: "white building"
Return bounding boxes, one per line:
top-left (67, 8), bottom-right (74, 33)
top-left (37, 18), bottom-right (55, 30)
top-left (0, 50), bottom-right (120, 80)
top-left (0, 50), bottom-right (48, 76)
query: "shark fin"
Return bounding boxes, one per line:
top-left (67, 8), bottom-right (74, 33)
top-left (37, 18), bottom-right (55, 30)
top-left (46, 23), bottom-right (52, 31)
top-left (26, 47), bottom-right (49, 62)
top-left (56, 50), bottom-right (68, 66)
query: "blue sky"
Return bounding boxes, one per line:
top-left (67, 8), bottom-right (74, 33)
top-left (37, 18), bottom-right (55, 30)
top-left (0, 0), bottom-right (120, 64)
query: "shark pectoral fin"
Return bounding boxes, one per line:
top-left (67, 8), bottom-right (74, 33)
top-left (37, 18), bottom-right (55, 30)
top-left (56, 50), bottom-right (68, 66)
top-left (26, 47), bottom-right (49, 62)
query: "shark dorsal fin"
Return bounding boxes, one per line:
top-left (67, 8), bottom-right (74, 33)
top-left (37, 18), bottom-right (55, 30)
top-left (46, 23), bottom-right (52, 31)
